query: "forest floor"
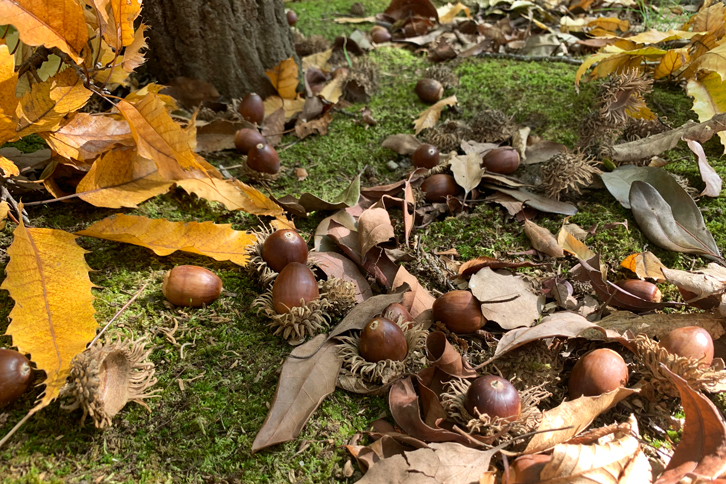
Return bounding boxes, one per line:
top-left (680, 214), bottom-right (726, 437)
top-left (1, 0), bottom-right (725, 482)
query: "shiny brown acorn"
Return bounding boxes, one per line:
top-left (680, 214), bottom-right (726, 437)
top-left (432, 290), bottom-right (483, 333)
top-left (370, 25), bottom-right (391, 43)
top-left (286, 9), bottom-right (298, 26)
top-left (465, 375), bottom-right (521, 421)
top-left (412, 144), bottom-right (440, 169)
top-left (234, 128), bottom-right (266, 154)
top-left (482, 147), bottom-right (520, 175)
top-left (247, 143), bottom-right (280, 174)
top-left (568, 348), bottom-right (628, 399)
top-left (382, 303), bottom-right (414, 327)
top-left (262, 229), bottom-right (309, 272)
top-left (162, 265), bottom-right (223, 307)
top-left (510, 454), bottom-right (552, 484)
top-left (238, 92), bottom-right (265, 125)
top-left (415, 78), bottom-right (443, 104)
top-left (615, 279), bottom-right (662, 302)
top-left (660, 326), bottom-right (714, 367)
top-left (359, 316), bottom-right (408, 362)
top-left (272, 262), bottom-right (319, 313)
top-left (0, 349), bottom-right (33, 408)
top-left (421, 174), bottom-right (461, 203)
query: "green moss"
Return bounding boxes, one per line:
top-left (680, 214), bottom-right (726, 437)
top-left (294, 0), bottom-right (390, 41)
top-left (1, 134), bottom-right (47, 153)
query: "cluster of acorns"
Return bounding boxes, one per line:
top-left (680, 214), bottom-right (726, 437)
top-left (233, 93), bottom-right (281, 175)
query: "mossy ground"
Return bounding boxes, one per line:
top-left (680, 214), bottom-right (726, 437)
top-left (2, 0), bottom-right (725, 482)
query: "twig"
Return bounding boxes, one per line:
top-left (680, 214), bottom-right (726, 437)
top-left (90, 283), bottom-right (148, 346)
top-left (0, 183), bottom-right (29, 225)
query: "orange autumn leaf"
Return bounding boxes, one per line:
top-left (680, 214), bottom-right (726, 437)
top-left (121, 24), bottom-right (147, 73)
top-left (0, 155), bottom-right (19, 177)
top-left (233, 179), bottom-right (286, 217)
top-left (1, 207), bottom-right (97, 410)
top-left (109, 0), bottom-right (142, 47)
top-left (176, 177), bottom-right (259, 212)
top-left (116, 93), bottom-right (205, 180)
top-left (123, 83), bottom-right (178, 111)
top-left (0, 44), bottom-right (18, 143)
top-left (75, 148), bottom-right (173, 208)
top-left (0, 0), bottom-right (88, 64)
top-left (76, 214), bottom-right (257, 266)
top-left (654, 48), bottom-right (690, 79)
top-left (44, 112), bottom-right (134, 161)
top-left (265, 56), bottom-right (299, 100)
top-left (413, 95), bottom-right (457, 134)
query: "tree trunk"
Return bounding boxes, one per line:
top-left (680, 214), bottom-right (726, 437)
top-left (142, 0), bottom-right (297, 99)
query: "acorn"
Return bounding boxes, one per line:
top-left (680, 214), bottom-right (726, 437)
top-left (359, 316), bottom-right (408, 362)
top-left (272, 262), bottom-right (319, 313)
top-left (615, 279), bottom-right (662, 303)
top-left (421, 174), bottom-right (461, 203)
top-left (238, 92), bottom-right (265, 125)
top-left (247, 143), bottom-right (280, 174)
top-left (510, 454), bottom-right (552, 484)
top-left (415, 78), bottom-right (444, 104)
top-left (287, 10), bottom-right (298, 26)
top-left (568, 348), bottom-right (628, 399)
top-left (370, 25), bottom-right (391, 44)
top-left (465, 375), bottom-right (521, 421)
top-left (0, 349), bottom-right (33, 408)
top-left (412, 144), bottom-right (440, 169)
top-left (162, 265), bottom-right (223, 307)
top-left (382, 303), bottom-right (414, 327)
top-left (234, 128), bottom-right (266, 154)
top-left (262, 230), bottom-right (309, 273)
top-left (481, 147), bottom-right (520, 175)
top-left (432, 290), bottom-right (483, 333)
top-left (660, 326), bottom-right (714, 367)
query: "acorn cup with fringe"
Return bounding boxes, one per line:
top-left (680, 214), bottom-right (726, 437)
top-left (540, 152), bottom-right (602, 200)
top-left (470, 108), bottom-right (515, 144)
top-left (423, 120), bottom-right (473, 153)
top-left (59, 331), bottom-right (159, 429)
top-left (336, 306), bottom-right (428, 394)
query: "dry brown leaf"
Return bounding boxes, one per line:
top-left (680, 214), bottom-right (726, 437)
top-left (76, 214), bottom-right (256, 266)
top-left (301, 49), bottom-right (333, 70)
top-left (263, 94), bottom-right (306, 121)
top-left (392, 265), bottom-right (435, 319)
top-left (685, 138), bottom-right (722, 197)
top-left (469, 267), bottom-right (543, 329)
top-left (524, 219), bottom-right (564, 258)
top-left (251, 335), bottom-right (342, 453)
top-left (358, 207), bottom-right (395, 260)
top-left (121, 23), bottom-right (148, 72)
top-left (594, 311), bottom-right (726, 342)
top-left (329, 292), bottom-right (407, 339)
top-left (414, 95), bottom-right (457, 135)
top-left (44, 113), bottom-right (134, 161)
top-left (437, 2), bottom-right (470, 23)
top-left (0, 0), bottom-right (88, 64)
top-left (557, 225), bottom-right (595, 260)
top-left (403, 180), bottom-right (415, 247)
top-left (295, 112), bottom-right (333, 140)
top-left (458, 256), bottom-right (545, 276)
top-left (449, 152), bottom-right (482, 198)
top-left (308, 252), bottom-right (372, 302)
top-left (76, 148), bottom-right (173, 208)
top-left (117, 93), bottom-right (204, 180)
top-left (261, 108), bottom-right (285, 147)
top-left (265, 56), bottom-right (299, 100)
top-left (620, 252), bottom-right (667, 282)
top-left (1, 207), bottom-right (96, 412)
top-left (382, 134), bottom-right (422, 155)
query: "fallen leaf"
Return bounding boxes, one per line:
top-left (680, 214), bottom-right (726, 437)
top-left (0, 201), bottom-right (8, 230)
top-left (469, 267), bottom-right (544, 329)
top-left (382, 134), bottom-right (422, 155)
top-left (662, 266), bottom-right (726, 305)
top-left (175, 177), bottom-right (268, 212)
top-left (121, 24), bottom-right (148, 73)
top-left (524, 219), bottom-right (564, 258)
top-left (44, 113), bottom-right (134, 161)
top-left (313, 210), bottom-right (357, 251)
top-left (361, 180), bottom-right (406, 200)
top-left (437, 2), bottom-right (470, 23)
top-left (232, 180), bottom-right (286, 218)
top-left (620, 252), bottom-right (667, 282)
top-left (76, 148), bottom-right (173, 208)
top-left (265, 56), bottom-right (299, 100)
top-left (426, 331), bottom-right (477, 378)
top-left (1, 208), bottom-right (96, 411)
top-left (460, 140), bottom-right (498, 157)
top-left (251, 335), bottom-right (342, 453)
top-left (319, 76), bottom-right (345, 104)
top-left (76, 214), bottom-right (256, 266)
top-left (301, 49), bottom-right (333, 70)
top-left (358, 207), bottom-right (395, 260)
top-left (482, 185), bottom-right (577, 216)
top-left (275, 174), bottom-right (360, 214)
top-left (523, 138), bottom-right (567, 165)
top-left (385, 0), bottom-right (439, 21)
top-left (391, 265), bottom-right (435, 319)
top-left (309, 252), bottom-right (372, 302)
top-left (685, 138), bottom-right (722, 197)
top-left (329, 292), bottom-right (407, 339)
top-left (0, 155), bottom-right (19, 178)
top-left (263, 94), bottom-right (306, 121)
top-left (295, 112), bottom-right (333, 139)
top-left (261, 108), bottom-right (285, 147)
top-left (194, 119), bottom-right (250, 153)
top-left (414, 95), bottom-right (457, 135)
top-left (686, 72), bottom-right (726, 154)
top-left (403, 180), bottom-right (415, 246)
top-left (449, 153), bottom-right (482, 199)
top-left (557, 225), bottom-right (595, 259)
top-left (333, 16), bottom-right (377, 24)
top-left (595, 311), bottom-right (725, 342)
top-left (656, 367), bottom-right (726, 483)
top-left (458, 256), bottom-right (545, 276)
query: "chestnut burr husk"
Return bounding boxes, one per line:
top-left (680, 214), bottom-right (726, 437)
top-left (660, 326), bottom-right (714, 367)
top-left (359, 317), bottom-right (408, 363)
top-left (238, 93), bottom-right (265, 125)
top-left (0, 349), bottom-right (33, 408)
top-left (615, 279), bottom-right (662, 302)
top-left (481, 147), bottom-right (520, 175)
top-left (247, 143), bottom-right (280, 174)
top-left (421, 174), bottom-right (461, 203)
top-left (272, 262), bottom-right (320, 313)
top-left (568, 348), bottom-right (628, 398)
top-left (262, 229), bottom-right (309, 273)
top-left (412, 144), bottom-right (440, 169)
top-left (465, 375), bottom-right (521, 422)
top-left (162, 265), bottom-right (223, 307)
top-left (415, 78), bottom-right (444, 104)
top-left (432, 290), bottom-right (483, 333)
top-left (234, 128), bottom-right (266, 154)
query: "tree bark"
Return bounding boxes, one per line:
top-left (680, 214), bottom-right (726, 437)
top-left (142, 0), bottom-right (297, 99)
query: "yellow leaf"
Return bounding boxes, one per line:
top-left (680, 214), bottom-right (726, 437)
top-left (302, 49), bottom-right (333, 71)
top-left (1, 210), bottom-right (97, 409)
top-left (621, 252), bottom-right (667, 282)
top-left (121, 24), bottom-right (147, 73)
top-left (624, 29), bottom-right (701, 44)
top-left (108, 0), bottom-right (142, 48)
top-left (0, 0), bottom-right (88, 64)
top-left (0, 200), bottom-right (8, 230)
top-left (576, 52), bottom-right (615, 88)
top-left (263, 94), bottom-right (306, 121)
top-left (654, 47), bottom-right (690, 79)
top-left (318, 76), bottom-right (345, 104)
top-left (587, 17), bottom-right (630, 32)
top-left (625, 102), bottom-right (657, 120)
top-left (0, 44), bottom-right (18, 124)
top-left (76, 148), bottom-right (173, 208)
top-left (76, 214), bottom-right (257, 266)
top-left (92, 42), bottom-right (129, 87)
top-left (265, 56), bottom-right (299, 100)
top-left (232, 179), bottom-right (286, 217)
top-left (175, 177), bottom-right (263, 212)
top-left (271, 217), bottom-right (296, 230)
top-left (438, 2), bottom-right (470, 23)
top-left (14, 68), bottom-right (92, 138)
top-left (687, 72), bottom-right (726, 153)
top-left (577, 48), bottom-right (666, 87)
top-left (557, 226), bottom-right (595, 260)
top-left (687, 2), bottom-right (724, 38)
top-left (44, 112), bottom-right (134, 161)
top-left (116, 93), bottom-right (205, 179)
top-left (413, 95), bottom-right (457, 134)
top-left (0, 154), bottom-right (19, 177)
top-left (689, 43), bottom-right (726, 80)
top-left (124, 83), bottom-right (178, 110)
